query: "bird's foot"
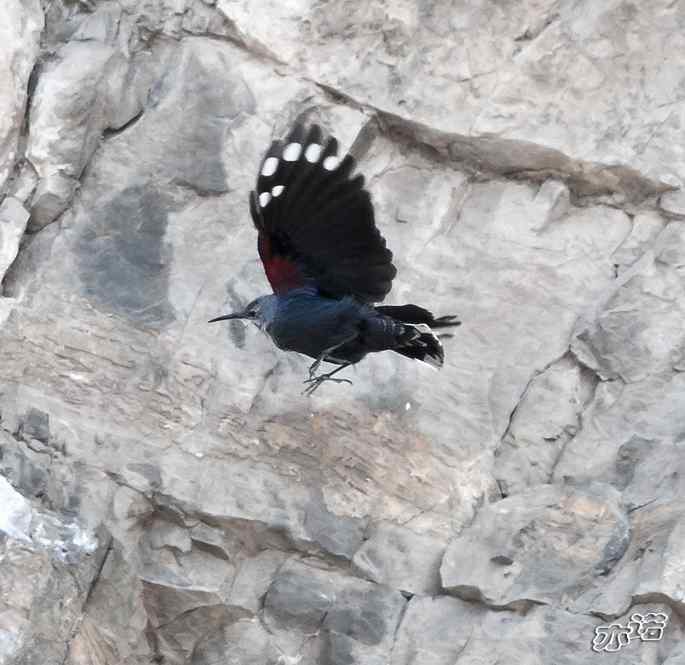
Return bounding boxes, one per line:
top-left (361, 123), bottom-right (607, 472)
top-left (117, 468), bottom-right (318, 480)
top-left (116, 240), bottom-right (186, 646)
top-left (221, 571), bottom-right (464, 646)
top-left (302, 372), bottom-right (353, 396)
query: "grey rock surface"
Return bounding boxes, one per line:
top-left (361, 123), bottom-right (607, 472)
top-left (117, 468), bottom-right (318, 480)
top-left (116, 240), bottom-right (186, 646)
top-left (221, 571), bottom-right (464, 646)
top-left (1, 1), bottom-right (684, 664)
top-left (390, 595), bottom-right (679, 665)
top-left (0, 0), bottom-right (42, 197)
top-left (352, 520), bottom-right (447, 595)
top-left (0, 476), bottom-right (107, 665)
top-left (440, 482), bottom-right (631, 608)
top-left (0, 197), bottom-right (30, 283)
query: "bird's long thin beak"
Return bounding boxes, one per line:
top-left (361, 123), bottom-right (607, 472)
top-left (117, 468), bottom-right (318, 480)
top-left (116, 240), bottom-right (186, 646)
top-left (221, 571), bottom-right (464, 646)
top-left (208, 312), bottom-right (245, 323)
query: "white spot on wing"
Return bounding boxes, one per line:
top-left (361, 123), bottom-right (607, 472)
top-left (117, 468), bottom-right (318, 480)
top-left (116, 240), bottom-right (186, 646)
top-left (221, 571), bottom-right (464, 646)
top-left (323, 156), bottom-right (339, 171)
top-left (305, 143), bottom-right (322, 162)
top-left (271, 185), bottom-right (284, 197)
top-left (261, 157), bottom-right (279, 177)
top-left (283, 142), bottom-right (302, 161)
top-left (259, 192), bottom-right (271, 207)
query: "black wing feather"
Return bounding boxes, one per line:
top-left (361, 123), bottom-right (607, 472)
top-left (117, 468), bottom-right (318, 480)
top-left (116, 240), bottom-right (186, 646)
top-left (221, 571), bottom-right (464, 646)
top-left (250, 123), bottom-right (396, 302)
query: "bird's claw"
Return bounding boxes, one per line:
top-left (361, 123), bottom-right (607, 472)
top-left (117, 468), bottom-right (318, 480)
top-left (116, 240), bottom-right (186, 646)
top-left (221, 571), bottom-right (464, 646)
top-left (302, 374), bottom-right (353, 396)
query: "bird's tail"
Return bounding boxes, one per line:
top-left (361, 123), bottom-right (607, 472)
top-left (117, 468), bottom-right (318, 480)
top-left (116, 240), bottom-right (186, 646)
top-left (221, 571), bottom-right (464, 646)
top-left (375, 304), bottom-right (460, 330)
top-left (395, 323), bottom-right (446, 368)
top-left (379, 304), bottom-right (461, 368)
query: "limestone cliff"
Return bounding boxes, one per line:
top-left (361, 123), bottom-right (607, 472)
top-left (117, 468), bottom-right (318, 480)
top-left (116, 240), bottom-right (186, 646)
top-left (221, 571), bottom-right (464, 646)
top-left (1, 1), bottom-right (684, 663)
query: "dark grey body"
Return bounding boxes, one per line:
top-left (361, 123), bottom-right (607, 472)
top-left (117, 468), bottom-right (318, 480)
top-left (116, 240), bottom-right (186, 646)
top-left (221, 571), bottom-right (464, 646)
top-left (264, 289), bottom-right (406, 365)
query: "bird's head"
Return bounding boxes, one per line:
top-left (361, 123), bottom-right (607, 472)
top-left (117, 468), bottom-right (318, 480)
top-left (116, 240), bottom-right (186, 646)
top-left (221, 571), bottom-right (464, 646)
top-left (208, 295), bottom-right (275, 330)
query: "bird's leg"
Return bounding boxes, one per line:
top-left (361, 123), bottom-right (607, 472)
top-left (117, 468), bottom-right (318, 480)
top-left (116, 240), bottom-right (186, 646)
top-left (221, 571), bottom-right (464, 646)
top-left (307, 358), bottom-right (323, 381)
top-left (302, 363), bottom-right (353, 396)
top-left (301, 333), bottom-right (358, 395)
top-left (306, 333), bottom-right (357, 380)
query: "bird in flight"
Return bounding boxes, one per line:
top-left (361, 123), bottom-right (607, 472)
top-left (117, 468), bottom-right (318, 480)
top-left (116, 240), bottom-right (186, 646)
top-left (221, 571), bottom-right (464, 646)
top-left (209, 123), bottom-right (460, 394)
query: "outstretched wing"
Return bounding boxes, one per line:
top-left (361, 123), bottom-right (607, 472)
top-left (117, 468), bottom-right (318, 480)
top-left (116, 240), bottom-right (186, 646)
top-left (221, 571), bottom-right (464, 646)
top-left (249, 123), bottom-right (396, 303)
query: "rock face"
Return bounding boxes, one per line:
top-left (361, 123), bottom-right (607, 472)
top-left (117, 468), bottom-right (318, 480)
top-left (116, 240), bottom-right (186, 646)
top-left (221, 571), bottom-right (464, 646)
top-left (0, 1), bottom-right (684, 664)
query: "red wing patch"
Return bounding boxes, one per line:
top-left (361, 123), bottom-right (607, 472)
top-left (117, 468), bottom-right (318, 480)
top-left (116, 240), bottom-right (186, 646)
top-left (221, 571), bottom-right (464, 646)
top-left (257, 233), bottom-right (305, 294)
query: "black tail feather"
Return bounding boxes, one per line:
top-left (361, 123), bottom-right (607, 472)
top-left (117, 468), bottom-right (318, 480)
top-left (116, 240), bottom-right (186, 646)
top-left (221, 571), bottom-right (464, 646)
top-left (393, 323), bottom-right (444, 367)
top-left (375, 304), bottom-right (461, 329)
top-left (376, 304), bottom-right (460, 368)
